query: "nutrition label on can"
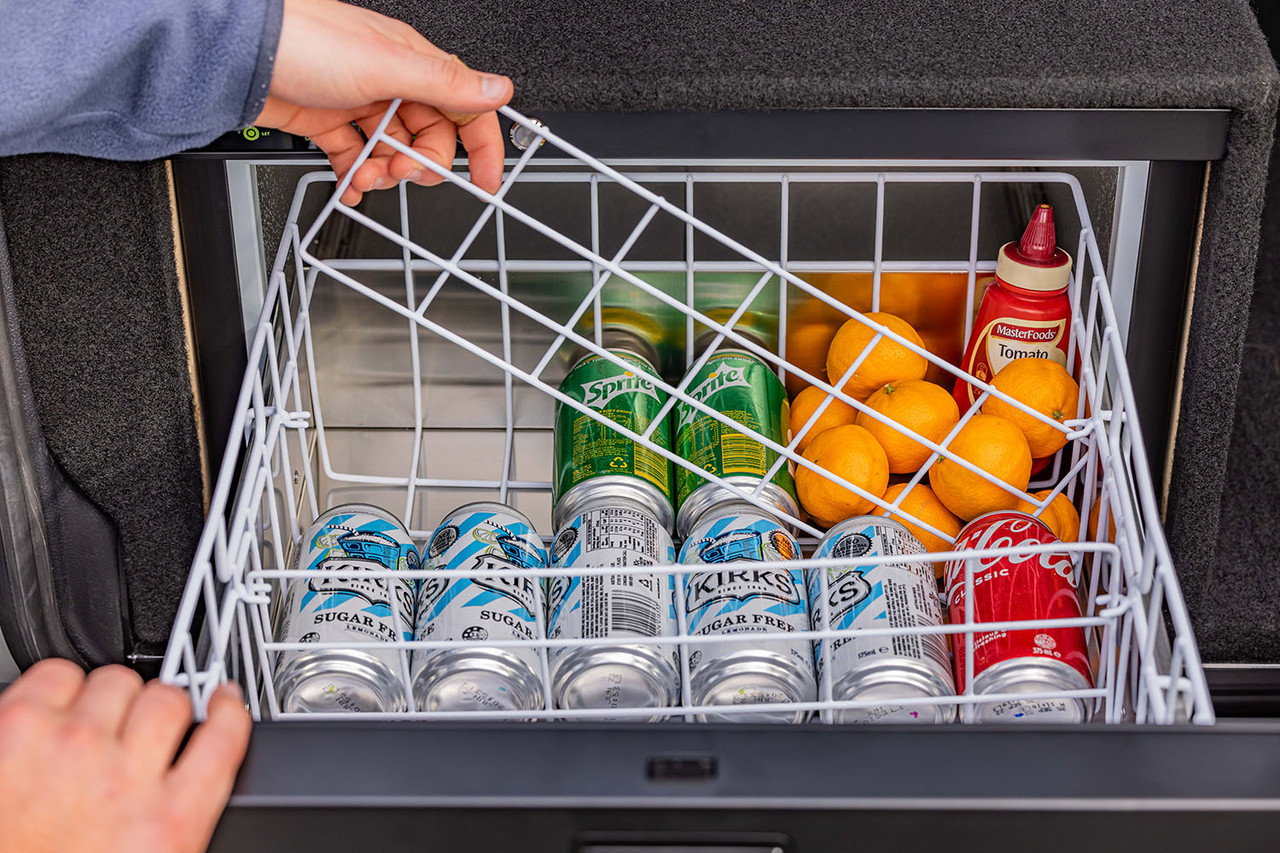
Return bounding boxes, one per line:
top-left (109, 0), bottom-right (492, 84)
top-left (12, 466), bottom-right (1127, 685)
top-left (810, 520), bottom-right (950, 682)
top-left (555, 351), bottom-right (673, 505)
top-left (548, 506), bottom-right (676, 662)
top-left (673, 353), bottom-right (795, 506)
top-left (567, 409), bottom-right (669, 493)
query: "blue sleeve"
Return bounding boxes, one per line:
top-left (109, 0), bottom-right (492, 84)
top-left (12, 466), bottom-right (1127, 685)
top-left (0, 0), bottom-right (284, 161)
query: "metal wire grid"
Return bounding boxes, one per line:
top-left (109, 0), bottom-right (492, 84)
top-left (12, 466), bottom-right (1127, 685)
top-left (160, 103), bottom-right (1212, 725)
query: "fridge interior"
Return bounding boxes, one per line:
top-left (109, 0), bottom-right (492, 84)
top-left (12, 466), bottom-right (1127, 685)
top-left (161, 106), bottom-right (1208, 726)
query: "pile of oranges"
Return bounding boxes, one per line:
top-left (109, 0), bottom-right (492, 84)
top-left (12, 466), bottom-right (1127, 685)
top-left (788, 308), bottom-right (1082, 570)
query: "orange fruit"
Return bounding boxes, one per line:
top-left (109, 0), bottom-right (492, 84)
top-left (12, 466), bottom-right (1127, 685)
top-left (874, 482), bottom-right (963, 578)
top-left (919, 326), bottom-right (963, 386)
top-left (1016, 489), bottom-right (1081, 543)
top-left (825, 312), bottom-right (928, 401)
top-left (1087, 498), bottom-right (1116, 543)
top-left (982, 359), bottom-right (1081, 457)
top-left (856, 380), bottom-right (960, 473)
top-left (789, 386), bottom-right (859, 454)
top-left (783, 320), bottom-right (840, 398)
top-left (796, 425), bottom-right (890, 528)
top-left (928, 414), bottom-right (1032, 521)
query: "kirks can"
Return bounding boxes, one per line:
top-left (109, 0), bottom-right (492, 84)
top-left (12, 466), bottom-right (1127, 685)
top-left (673, 348), bottom-right (798, 538)
top-left (678, 502), bottom-right (815, 723)
top-left (412, 502), bottom-right (548, 713)
top-left (944, 510), bottom-right (1094, 723)
top-left (554, 342), bottom-right (674, 532)
top-left (547, 488), bottom-right (679, 720)
top-left (274, 504), bottom-right (419, 713)
top-left (809, 517), bottom-right (956, 724)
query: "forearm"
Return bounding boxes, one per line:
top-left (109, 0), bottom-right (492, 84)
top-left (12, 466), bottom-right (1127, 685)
top-left (0, 0), bottom-right (283, 160)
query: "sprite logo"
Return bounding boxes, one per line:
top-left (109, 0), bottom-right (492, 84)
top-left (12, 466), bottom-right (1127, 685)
top-left (678, 362), bottom-right (751, 428)
top-left (580, 368), bottom-right (661, 409)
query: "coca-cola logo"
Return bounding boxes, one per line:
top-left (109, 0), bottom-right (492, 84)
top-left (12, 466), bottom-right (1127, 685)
top-left (994, 323), bottom-right (1058, 343)
top-left (943, 514), bottom-right (1074, 591)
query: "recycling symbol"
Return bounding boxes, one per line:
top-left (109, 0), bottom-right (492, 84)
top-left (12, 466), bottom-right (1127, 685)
top-left (609, 456), bottom-right (628, 469)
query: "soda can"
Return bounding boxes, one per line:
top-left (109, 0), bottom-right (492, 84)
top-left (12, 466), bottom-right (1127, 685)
top-left (412, 502), bottom-right (548, 713)
top-left (944, 510), bottom-right (1094, 723)
top-left (274, 504), bottom-right (419, 713)
top-left (678, 502), bottom-right (816, 723)
top-left (554, 340), bottom-right (674, 532)
top-left (809, 517), bottom-right (956, 724)
top-left (547, 489), bottom-right (680, 720)
top-left (673, 347), bottom-right (799, 538)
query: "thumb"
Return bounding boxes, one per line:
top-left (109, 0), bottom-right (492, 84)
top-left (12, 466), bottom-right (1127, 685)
top-left (372, 49), bottom-right (512, 115)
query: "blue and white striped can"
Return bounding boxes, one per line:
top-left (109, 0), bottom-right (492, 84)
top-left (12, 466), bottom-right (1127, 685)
top-left (678, 502), bottom-right (816, 723)
top-left (274, 504), bottom-right (419, 713)
top-left (412, 502), bottom-right (548, 713)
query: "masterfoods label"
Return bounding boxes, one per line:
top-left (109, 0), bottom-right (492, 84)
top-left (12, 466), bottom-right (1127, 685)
top-left (673, 353), bottom-right (795, 507)
top-left (277, 508), bottom-right (418, 664)
top-left (809, 520), bottom-right (950, 683)
top-left (554, 351), bottom-right (673, 506)
top-left (678, 512), bottom-right (810, 674)
top-left (546, 504), bottom-right (677, 665)
top-left (414, 508), bottom-right (548, 671)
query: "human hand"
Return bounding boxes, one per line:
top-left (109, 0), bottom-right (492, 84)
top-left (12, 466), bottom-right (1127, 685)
top-left (0, 659), bottom-right (251, 853)
top-left (258, 0), bottom-right (514, 205)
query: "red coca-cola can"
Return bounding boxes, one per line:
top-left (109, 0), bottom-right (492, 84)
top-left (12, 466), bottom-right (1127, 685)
top-left (944, 510), bottom-right (1094, 723)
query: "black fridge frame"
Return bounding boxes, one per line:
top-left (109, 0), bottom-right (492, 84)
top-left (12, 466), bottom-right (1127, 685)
top-left (167, 108), bottom-right (1280, 849)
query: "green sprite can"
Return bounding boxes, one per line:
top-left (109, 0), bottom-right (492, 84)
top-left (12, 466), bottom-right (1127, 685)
top-left (553, 337), bottom-right (675, 532)
top-left (673, 347), bottom-right (799, 538)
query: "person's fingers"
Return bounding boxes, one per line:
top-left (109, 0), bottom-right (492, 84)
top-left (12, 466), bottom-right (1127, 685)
top-left (309, 123), bottom-right (376, 205)
top-left (356, 48), bottom-right (512, 117)
top-left (458, 111), bottom-right (507, 195)
top-left (121, 681), bottom-right (193, 770)
top-left (169, 683), bottom-right (251, 803)
top-left (389, 102), bottom-right (458, 186)
top-left (68, 665), bottom-right (143, 734)
top-left (349, 108), bottom-right (415, 196)
top-left (0, 658), bottom-right (85, 713)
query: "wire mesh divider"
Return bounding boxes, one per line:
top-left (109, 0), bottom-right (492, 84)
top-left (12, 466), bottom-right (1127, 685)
top-left (160, 102), bottom-right (1212, 725)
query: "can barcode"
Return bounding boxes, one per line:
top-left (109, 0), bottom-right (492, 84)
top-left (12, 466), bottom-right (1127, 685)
top-left (609, 588), bottom-right (662, 636)
top-left (548, 500), bottom-right (679, 718)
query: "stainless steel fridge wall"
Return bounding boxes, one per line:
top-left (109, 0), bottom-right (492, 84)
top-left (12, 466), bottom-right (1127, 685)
top-left (0, 1), bottom-right (1277, 673)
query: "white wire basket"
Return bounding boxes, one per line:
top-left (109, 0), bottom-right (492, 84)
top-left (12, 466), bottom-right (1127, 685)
top-left (160, 103), bottom-right (1213, 725)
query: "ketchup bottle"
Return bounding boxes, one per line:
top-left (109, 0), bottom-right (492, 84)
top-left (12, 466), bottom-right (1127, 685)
top-left (953, 204), bottom-right (1073, 413)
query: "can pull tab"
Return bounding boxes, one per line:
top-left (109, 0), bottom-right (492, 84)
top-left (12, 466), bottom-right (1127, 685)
top-left (509, 117), bottom-right (547, 151)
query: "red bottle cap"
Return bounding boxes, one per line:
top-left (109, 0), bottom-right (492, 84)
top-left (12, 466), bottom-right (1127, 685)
top-left (996, 204), bottom-right (1072, 292)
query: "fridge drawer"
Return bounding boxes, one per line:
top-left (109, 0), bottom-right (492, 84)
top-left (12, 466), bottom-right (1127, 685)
top-left (158, 105), bottom-right (1280, 847)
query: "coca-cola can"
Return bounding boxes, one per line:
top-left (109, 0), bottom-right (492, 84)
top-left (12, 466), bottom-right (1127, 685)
top-left (944, 510), bottom-right (1094, 723)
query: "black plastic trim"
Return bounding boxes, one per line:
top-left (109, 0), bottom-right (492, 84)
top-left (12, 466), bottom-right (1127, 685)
top-left (213, 805), bottom-right (1280, 853)
top-left (170, 159), bottom-right (250, 482)
top-left (1124, 161), bottom-right (1208, 483)
top-left (227, 722), bottom-right (1280, 808)
top-left (1207, 666), bottom-right (1280, 718)
top-left (178, 109), bottom-right (1230, 162)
